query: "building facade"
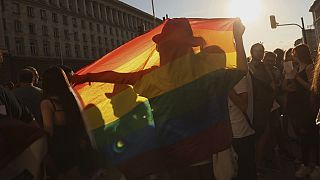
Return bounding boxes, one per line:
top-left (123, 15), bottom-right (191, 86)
top-left (310, 0), bottom-right (320, 46)
top-left (0, 0), bottom-right (162, 83)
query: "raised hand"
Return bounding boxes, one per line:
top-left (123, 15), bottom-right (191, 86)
top-left (233, 18), bottom-right (245, 40)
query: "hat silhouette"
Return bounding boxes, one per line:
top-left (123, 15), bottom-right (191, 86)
top-left (152, 18), bottom-right (204, 47)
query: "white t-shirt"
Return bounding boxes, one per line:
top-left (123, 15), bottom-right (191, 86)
top-left (228, 76), bottom-right (255, 138)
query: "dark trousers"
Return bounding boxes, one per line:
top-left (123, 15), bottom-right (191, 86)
top-left (232, 135), bottom-right (257, 180)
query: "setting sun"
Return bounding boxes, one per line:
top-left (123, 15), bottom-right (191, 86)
top-left (229, 0), bottom-right (262, 25)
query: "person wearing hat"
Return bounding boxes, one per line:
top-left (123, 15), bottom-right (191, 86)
top-left (73, 18), bottom-right (248, 179)
top-left (73, 18), bottom-right (247, 85)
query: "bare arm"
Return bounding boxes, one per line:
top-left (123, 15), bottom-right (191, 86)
top-left (41, 100), bottom-right (54, 136)
top-left (233, 19), bottom-right (248, 73)
top-left (73, 67), bottom-right (158, 86)
top-left (229, 90), bottom-right (248, 112)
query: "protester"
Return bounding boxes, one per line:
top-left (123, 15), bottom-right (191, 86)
top-left (41, 66), bottom-right (93, 179)
top-left (279, 48), bottom-right (297, 160)
top-left (310, 43), bottom-right (320, 180)
top-left (13, 69), bottom-right (42, 126)
top-left (273, 48), bottom-right (285, 73)
top-left (73, 18), bottom-right (248, 179)
top-left (262, 51), bottom-right (282, 169)
top-left (228, 75), bottom-right (257, 180)
top-left (290, 44), bottom-right (319, 179)
top-left (248, 43), bottom-right (275, 176)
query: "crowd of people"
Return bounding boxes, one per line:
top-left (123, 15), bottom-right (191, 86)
top-left (1, 18), bottom-right (320, 180)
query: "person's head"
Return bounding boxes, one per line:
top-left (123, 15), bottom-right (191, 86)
top-left (106, 84), bottom-right (138, 117)
top-left (263, 51), bottom-right (277, 67)
top-left (25, 66), bottom-right (39, 85)
top-left (18, 69), bottom-right (34, 85)
top-left (58, 65), bottom-right (74, 83)
top-left (273, 48), bottom-right (284, 66)
top-left (42, 66), bottom-right (70, 98)
top-left (42, 66), bottom-right (86, 129)
top-left (284, 48), bottom-right (294, 62)
top-left (250, 43), bottom-right (265, 61)
top-left (292, 44), bottom-right (313, 65)
top-left (152, 18), bottom-right (205, 65)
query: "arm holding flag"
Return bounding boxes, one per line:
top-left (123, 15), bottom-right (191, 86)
top-left (73, 66), bottom-right (158, 85)
top-left (233, 19), bottom-right (248, 73)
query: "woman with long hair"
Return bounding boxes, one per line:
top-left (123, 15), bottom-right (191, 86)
top-left (290, 44), bottom-right (319, 179)
top-left (41, 66), bottom-right (92, 179)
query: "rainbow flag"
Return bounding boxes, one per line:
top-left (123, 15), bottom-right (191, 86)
top-left (75, 18), bottom-right (245, 178)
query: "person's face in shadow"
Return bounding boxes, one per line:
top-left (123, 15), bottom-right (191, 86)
top-left (252, 46), bottom-right (265, 61)
top-left (263, 54), bottom-right (276, 67)
top-left (156, 40), bottom-right (194, 66)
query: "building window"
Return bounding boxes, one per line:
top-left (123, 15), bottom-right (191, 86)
top-left (82, 33), bottom-right (87, 42)
top-left (30, 40), bottom-right (38, 56)
top-left (64, 30), bottom-right (70, 40)
top-left (29, 23), bottom-right (35, 34)
top-left (109, 27), bottom-right (113, 35)
top-left (53, 28), bottom-right (59, 38)
top-left (103, 25), bottom-right (107, 34)
top-left (116, 29), bottom-right (119, 37)
top-left (5, 36), bottom-right (9, 49)
top-left (14, 20), bottom-right (22, 32)
top-left (52, 13), bottom-right (58, 23)
top-left (65, 43), bottom-right (71, 57)
top-left (104, 37), bottom-right (108, 46)
top-left (91, 34), bottom-right (95, 43)
top-left (96, 24), bottom-right (100, 32)
top-left (111, 38), bottom-right (114, 47)
top-left (1, 0), bottom-right (5, 12)
top-left (74, 32), bottom-right (78, 41)
top-left (42, 25), bottom-right (48, 36)
top-left (63, 15), bottom-right (68, 25)
top-left (98, 36), bottom-right (101, 45)
top-left (40, 9), bottom-right (47, 20)
top-left (13, 3), bottom-right (20, 14)
top-left (27, 6), bottom-right (34, 17)
top-left (91, 47), bottom-right (96, 58)
top-left (43, 40), bottom-right (50, 56)
top-left (89, 22), bottom-right (93, 30)
top-left (54, 42), bottom-right (60, 57)
top-left (83, 46), bottom-right (88, 58)
top-left (2, 18), bottom-right (6, 31)
top-left (15, 38), bottom-right (25, 55)
top-left (99, 48), bottom-right (104, 57)
top-left (75, 44), bottom-right (80, 57)
top-left (72, 17), bottom-right (77, 27)
top-left (81, 20), bottom-right (85, 29)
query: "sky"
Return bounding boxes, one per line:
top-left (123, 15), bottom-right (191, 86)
top-left (121, 0), bottom-right (315, 55)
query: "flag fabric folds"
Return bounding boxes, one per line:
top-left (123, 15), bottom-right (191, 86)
top-left (74, 18), bottom-right (245, 179)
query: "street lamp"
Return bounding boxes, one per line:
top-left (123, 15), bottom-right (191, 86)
top-left (270, 15), bottom-right (307, 44)
top-left (151, 0), bottom-right (155, 26)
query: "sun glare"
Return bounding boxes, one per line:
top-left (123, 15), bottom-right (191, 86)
top-left (229, 0), bottom-right (262, 25)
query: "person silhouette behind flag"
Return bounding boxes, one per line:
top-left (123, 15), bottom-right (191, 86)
top-left (73, 18), bottom-right (248, 179)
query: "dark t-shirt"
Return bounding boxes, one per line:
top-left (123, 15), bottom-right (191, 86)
top-left (13, 86), bottom-right (42, 125)
top-left (0, 86), bottom-right (22, 120)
